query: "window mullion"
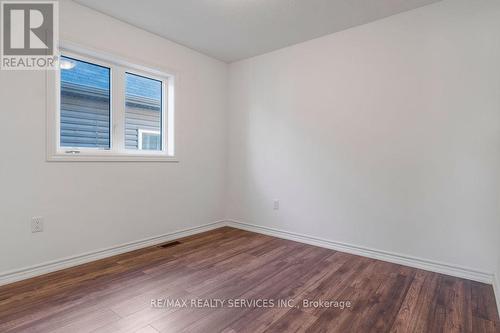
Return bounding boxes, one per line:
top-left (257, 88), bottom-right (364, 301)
top-left (112, 66), bottom-right (126, 153)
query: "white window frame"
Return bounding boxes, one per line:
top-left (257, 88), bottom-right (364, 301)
top-left (47, 42), bottom-right (177, 162)
top-left (138, 129), bottom-right (161, 151)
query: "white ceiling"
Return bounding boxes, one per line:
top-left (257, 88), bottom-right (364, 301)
top-left (74, 0), bottom-right (441, 63)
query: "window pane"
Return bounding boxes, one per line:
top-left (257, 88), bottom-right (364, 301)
top-left (125, 73), bottom-right (162, 151)
top-left (60, 56), bottom-right (111, 149)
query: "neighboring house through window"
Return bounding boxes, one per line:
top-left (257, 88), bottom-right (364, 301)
top-left (138, 129), bottom-right (161, 151)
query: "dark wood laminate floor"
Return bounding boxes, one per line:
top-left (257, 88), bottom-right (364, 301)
top-left (0, 227), bottom-right (498, 333)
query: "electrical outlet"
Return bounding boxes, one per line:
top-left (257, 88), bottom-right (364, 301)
top-left (31, 217), bottom-right (44, 233)
top-left (273, 200), bottom-right (280, 210)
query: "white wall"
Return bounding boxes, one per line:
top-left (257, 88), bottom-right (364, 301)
top-left (0, 0), bottom-right (228, 274)
top-left (227, 0), bottom-right (500, 275)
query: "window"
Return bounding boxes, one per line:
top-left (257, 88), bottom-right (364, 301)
top-left (125, 73), bottom-right (162, 151)
top-left (60, 57), bottom-right (111, 150)
top-left (138, 129), bottom-right (161, 151)
top-left (47, 45), bottom-right (175, 162)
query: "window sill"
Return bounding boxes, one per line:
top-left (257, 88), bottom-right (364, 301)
top-left (47, 153), bottom-right (179, 163)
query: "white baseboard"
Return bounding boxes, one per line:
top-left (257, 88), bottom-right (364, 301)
top-left (493, 273), bottom-right (500, 319)
top-left (0, 221), bottom-right (225, 287)
top-left (0, 218), bottom-right (495, 291)
top-left (226, 219), bottom-right (494, 284)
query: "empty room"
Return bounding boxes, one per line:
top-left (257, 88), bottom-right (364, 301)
top-left (0, 0), bottom-right (499, 332)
